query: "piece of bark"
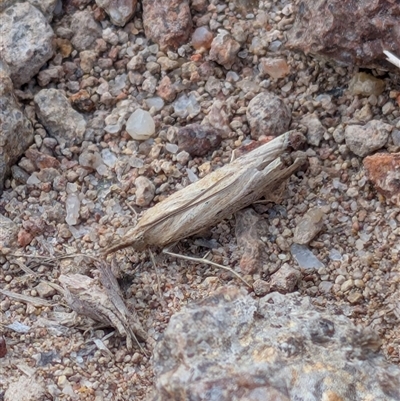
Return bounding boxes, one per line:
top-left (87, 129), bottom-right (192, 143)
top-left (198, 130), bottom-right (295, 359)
top-left (104, 132), bottom-right (306, 255)
top-left (59, 261), bottom-right (147, 350)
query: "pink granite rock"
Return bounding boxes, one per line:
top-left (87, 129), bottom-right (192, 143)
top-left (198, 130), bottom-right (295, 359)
top-left (142, 0), bottom-right (192, 50)
top-left (363, 152), bottom-right (400, 207)
top-left (209, 31), bottom-right (241, 69)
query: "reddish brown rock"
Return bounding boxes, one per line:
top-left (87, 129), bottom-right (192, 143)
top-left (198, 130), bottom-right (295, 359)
top-left (363, 153), bottom-right (400, 207)
top-left (142, 0), bottom-right (192, 50)
top-left (259, 57), bottom-right (290, 79)
top-left (177, 124), bottom-right (222, 157)
top-left (0, 335), bottom-right (6, 358)
top-left (56, 38), bottom-right (73, 58)
top-left (22, 217), bottom-right (47, 236)
top-left (17, 229), bottom-right (33, 247)
top-left (235, 208), bottom-right (277, 275)
top-left (70, 90), bottom-right (96, 113)
top-left (191, 0), bottom-right (207, 13)
top-left (25, 148), bottom-right (60, 170)
top-left (157, 76), bottom-right (177, 102)
top-left (286, 0), bottom-right (400, 71)
top-left (209, 31), bottom-right (240, 69)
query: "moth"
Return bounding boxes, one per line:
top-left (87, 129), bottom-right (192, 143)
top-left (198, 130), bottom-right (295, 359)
top-left (104, 131), bottom-right (305, 255)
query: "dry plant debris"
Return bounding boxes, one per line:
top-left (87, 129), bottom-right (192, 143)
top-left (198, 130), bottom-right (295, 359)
top-left (57, 261), bottom-right (147, 352)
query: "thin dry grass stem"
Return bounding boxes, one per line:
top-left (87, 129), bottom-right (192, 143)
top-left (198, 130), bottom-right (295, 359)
top-left (162, 249), bottom-right (252, 289)
top-left (0, 288), bottom-right (52, 307)
top-left (125, 200), bottom-right (139, 219)
top-left (148, 249), bottom-right (167, 308)
top-left (7, 253), bottom-right (54, 259)
top-left (7, 252), bottom-right (103, 265)
top-left (13, 259), bottom-right (38, 276)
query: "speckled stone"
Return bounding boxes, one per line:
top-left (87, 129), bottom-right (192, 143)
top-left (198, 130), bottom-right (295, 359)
top-left (151, 287), bottom-right (400, 401)
top-left (269, 264), bottom-right (301, 293)
top-left (70, 10), bottom-right (102, 51)
top-left (142, 0), bottom-right (192, 50)
top-left (345, 120), bottom-right (392, 157)
top-left (246, 92), bottom-right (291, 139)
top-left (0, 214), bottom-right (19, 251)
top-left (95, 0), bottom-right (137, 26)
top-left (34, 89), bottom-right (87, 147)
top-left (0, 2), bottom-right (55, 87)
top-left (177, 124), bottom-right (222, 157)
top-left (209, 31), bottom-right (241, 69)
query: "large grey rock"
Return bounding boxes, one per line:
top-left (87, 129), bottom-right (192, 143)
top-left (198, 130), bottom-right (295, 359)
top-left (0, 2), bottom-right (55, 87)
top-left (34, 89), bottom-right (86, 147)
top-left (286, 0), bottom-right (400, 71)
top-left (152, 287), bottom-right (400, 401)
top-left (0, 62), bottom-right (34, 193)
top-left (0, 0), bottom-right (59, 19)
top-left (95, 0), bottom-right (137, 27)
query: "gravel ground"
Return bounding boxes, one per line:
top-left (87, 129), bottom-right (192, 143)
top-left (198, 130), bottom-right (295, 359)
top-left (1, 0), bottom-right (399, 400)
